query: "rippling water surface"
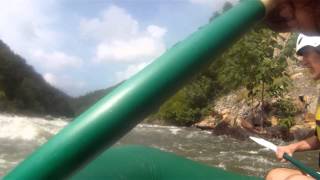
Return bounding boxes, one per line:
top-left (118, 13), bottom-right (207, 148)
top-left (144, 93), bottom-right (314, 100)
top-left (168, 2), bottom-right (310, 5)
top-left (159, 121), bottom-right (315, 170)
top-left (0, 114), bottom-right (318, 178)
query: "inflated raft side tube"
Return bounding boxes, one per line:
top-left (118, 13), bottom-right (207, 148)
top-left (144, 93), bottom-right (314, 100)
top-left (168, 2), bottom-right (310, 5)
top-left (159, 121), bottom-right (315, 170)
top-left (71, 145), bottom-right (263, 180)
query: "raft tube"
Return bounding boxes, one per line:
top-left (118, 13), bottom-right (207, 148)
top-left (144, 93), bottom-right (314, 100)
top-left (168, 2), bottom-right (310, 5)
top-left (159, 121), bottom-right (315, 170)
top-left (71, 145), bottom-right (263, 180)
top-left (4, 0), bottom-right (271, 179)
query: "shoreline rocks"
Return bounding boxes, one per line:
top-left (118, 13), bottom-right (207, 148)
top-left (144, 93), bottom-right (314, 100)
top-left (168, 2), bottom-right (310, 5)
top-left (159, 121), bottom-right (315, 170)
top-left (196, 117), bottom-right (315, 141)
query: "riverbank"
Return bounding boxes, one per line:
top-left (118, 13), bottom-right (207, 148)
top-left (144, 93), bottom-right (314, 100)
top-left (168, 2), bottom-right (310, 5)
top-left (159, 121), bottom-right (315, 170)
top-left (146, 117), bottom-right (315, 142)
top-left (192, 62), bottom-right (319, 141)
top-left (195, 119), bottom-right (314, 142)
top-left (193, 102), bottom-right (316, 142)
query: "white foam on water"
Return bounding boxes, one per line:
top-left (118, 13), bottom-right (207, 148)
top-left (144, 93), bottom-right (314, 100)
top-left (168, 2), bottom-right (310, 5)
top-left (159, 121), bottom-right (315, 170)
top-left (151, 145), bottom-right (171, 153)
top-left (248, 151), bottom-right (258, 154)
top-left (217, 162), bottom-right (227, 170)
top-left (0, 159), bottom-right (5, 164)
top-left (240, 165), bottom-right (265, 172)
top-left (235, 154), bottom-right (277, 166)
top-left (219, 151), bottom-right (229, 154)
top-left (137, 124), bottom-right (162, 128)
top-left (0, 114), bottom-right (68, 142)
top-left (0, 158), bottom-right (18, 170)
top-left (258, 147), bottom-right (276, 153)
top-left (201, 130), bottom-right (212, 135)
top-left (186, 132), bottom-right (197, 138)
top-left (169, 128), bottom-right (181, 135)
top-left (176, 143), bottom-right (185, 150)
top-left (137, 124), bottom-right (181, 129)
top-left (194, 156), bottom-right (214, 161)
top-left (185, 130), bottom-right (211, 139)
top-left (137, 124), bottom-right (184, 135)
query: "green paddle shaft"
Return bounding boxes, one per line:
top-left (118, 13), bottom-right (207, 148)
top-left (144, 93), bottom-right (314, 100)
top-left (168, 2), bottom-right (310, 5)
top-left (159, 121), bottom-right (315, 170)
top-left (283, 153), bottom-right (320, 179)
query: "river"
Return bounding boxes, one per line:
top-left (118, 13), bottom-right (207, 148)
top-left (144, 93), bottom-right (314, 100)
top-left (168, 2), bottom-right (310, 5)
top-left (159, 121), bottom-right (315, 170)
top-left (0, 114), bottom-right (318, 178)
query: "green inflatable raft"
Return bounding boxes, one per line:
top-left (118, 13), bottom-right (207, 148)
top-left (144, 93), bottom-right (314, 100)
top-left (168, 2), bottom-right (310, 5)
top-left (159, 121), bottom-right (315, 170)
top-left (71, 145), bottom-right (262, 180)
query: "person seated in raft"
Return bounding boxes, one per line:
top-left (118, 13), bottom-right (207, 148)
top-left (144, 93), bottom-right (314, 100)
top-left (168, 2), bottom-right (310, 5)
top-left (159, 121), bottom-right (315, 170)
top-left (265, 34), bottom-right (320, 180)
top-left (261, 1), bottom-right (320, 179)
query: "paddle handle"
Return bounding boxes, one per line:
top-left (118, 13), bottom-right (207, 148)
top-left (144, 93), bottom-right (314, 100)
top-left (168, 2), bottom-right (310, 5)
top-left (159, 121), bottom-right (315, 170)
top-left (283, 153), bottom-right (320, 179)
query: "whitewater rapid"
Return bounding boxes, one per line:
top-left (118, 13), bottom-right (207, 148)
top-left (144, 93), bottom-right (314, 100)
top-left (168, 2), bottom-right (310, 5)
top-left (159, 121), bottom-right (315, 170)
top-left (0, 114), bottom-right (68, 177)
top-left (0, 114), bottom-right (318, 178)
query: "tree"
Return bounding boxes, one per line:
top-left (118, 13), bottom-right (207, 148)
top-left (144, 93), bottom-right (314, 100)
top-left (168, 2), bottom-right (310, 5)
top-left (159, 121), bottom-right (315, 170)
top-left (154, 2), bottom-right (296, 126)
top-left (209, 1), bottom-right (233, 21)
top-left (216, 26), bottom-right (292, 106)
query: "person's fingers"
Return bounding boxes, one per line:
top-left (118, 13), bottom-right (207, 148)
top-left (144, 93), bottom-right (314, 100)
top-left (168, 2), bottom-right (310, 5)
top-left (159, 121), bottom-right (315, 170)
top-left (264, 2), bottom-right (295, 32)
top-left (276, 145), bottom-right (295, 163)
top-left (280, 159), bottom-right (287, 163)
top-left (276, 149), bottom-right (284, 160)
top-left (281, 153), bottom-right (292, 163)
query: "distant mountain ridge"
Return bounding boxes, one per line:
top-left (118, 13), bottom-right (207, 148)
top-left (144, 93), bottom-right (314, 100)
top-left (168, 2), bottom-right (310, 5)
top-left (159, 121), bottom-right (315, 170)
top-left (0, 40), bottom-right (120, 117)
top-left (70, 84), bottom-right (120, 116)
top-left (0, 40), bottom-right (74, 117)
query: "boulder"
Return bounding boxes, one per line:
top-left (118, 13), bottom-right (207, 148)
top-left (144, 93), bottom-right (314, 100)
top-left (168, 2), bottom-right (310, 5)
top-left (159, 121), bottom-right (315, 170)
top-left (305, 112), bottom-right (315, 122)
top-left (212, 121), bottom-right (251, 141)
top-left (240, 118), bottom-right (254, 129)
top-left (290, 72), bottom-right (303, 80)
top-left (290, 128), bottom-right (314, 141)
top-left (264, 126), bottom-right (293, 141)
top-left (194, 118), bottom-right (216, 130)
top-left (270, 116), bottom-right (278, 126)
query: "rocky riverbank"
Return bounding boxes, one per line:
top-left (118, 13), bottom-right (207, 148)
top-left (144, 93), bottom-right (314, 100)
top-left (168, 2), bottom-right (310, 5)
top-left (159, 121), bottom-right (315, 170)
top-left (195, 58), bottom-right (319, 141)
top-left (194, 89), bottom-right (317, 141)
top-left (196, 118), bottom-right (314, 142)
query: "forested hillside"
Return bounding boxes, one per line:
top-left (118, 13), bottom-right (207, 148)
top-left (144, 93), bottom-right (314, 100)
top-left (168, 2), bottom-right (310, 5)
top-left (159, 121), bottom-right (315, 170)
top-left (70, 84), bottom-right (119, 115)
top-left (153, 2), bottom-right (297, 126)
top-left (0, 39), bottom-right (121, 117)
top-left (0, 40), bottom-right (74, 117)
top-left (72, 2), bottom-right (298, 127)
top-left (0, 1), bottom-right (299, 125)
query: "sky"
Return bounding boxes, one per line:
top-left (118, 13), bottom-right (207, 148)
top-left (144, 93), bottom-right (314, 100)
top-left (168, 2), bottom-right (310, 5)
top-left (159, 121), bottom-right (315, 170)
top-left (0, 0), bottom-right (238, 97)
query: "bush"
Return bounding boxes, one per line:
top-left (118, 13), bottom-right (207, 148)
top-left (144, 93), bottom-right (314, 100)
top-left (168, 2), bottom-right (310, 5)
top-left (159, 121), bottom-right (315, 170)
top-left (279, 117), bottom-right (295, 129)
top-left (273, 99), bottom-right (298, 129)
top-left (273, 99), bottom-right (298, 117)
top-left (157, 86), bottom-right (205, 126)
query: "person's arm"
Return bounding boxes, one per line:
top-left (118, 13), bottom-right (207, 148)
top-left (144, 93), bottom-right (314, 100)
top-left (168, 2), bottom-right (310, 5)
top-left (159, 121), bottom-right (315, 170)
top-left (276, 135), bottom-right (320, 162)
top-left (290, 135), bottom-right (320, 152)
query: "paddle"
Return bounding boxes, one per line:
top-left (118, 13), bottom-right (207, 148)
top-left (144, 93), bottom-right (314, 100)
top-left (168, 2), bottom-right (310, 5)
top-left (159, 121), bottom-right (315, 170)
top-left (249, 136), bottom-right (320, 179)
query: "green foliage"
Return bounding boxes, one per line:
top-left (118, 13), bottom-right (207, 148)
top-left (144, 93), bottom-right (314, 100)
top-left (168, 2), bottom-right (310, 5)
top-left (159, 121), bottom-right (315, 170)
top-left (283, 33), bottom-right (299, 61)
top-left (154, 2), bottom-right (296, 126)
top-left (0, 90), bottom-right (5, 98)
top-left (273, 98), bottom-right (298, 129)
top-left (273, 99), bottom-right (298, 117)
top-left (70, 84), bottom-right (120, 115)
top-left (158, 92), bottom-right (200, 126)
top-left (209, 1), bottom-right (233, 21)
top-left (216, 25), bottom-right (291, 106)
top-left (279, 117), bottom-right (295, 129)
top-left (157, 75), bottom-right (216, 126)
top-left (0, 40), bottom-right (74, 117)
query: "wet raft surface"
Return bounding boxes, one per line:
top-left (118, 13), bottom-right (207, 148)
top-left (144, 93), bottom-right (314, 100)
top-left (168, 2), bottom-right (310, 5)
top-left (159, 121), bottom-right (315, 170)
top-left (71, 145), bottom-right (262, 180)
